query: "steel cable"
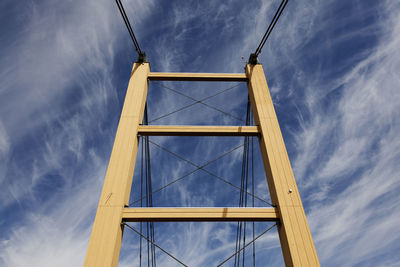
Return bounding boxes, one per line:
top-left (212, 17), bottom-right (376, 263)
top-left (217, 224), bottom-right (277, 267)
top-left (249, 0), bottom-right (289, 64)
top-left (115, 0), bottom-right (146, 61)
top-left (146, 140), bottom-right (273, 207)
top-left (130, 143), bottom-right (246, 206)
top-left (234, 97), bottom-right (252, 266)
top-left (138, 105), bottom-right (157, 267)
top-left (123, 223), bottom-right (188, 267)
top-left (254, 0), bottom-right (288, 56)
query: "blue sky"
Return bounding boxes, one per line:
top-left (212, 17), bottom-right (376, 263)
top-left (1, 0), bottom-right (400, 266)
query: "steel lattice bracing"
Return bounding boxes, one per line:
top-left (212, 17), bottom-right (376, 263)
top-left (84, 62), bottom-right (320, 266)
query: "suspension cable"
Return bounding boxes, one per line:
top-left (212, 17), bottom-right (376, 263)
top-left (139, 132), bottom-right (144, 267)
top-left (234, 97), bottom-right (253, 267)
top-left (142, 106), bottom-right (156, 267)
top-left (249, 0), bottom-right (289, 64)
top-left (115, 0), bottom-right (147, 62)
top-left (251, 112), bottom-right (256, 267)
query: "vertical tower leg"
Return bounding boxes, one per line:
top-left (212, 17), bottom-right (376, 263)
top-left (84, 63), bottom-right (150, 267)
top-left (246, 64), bottom-right (320, 266)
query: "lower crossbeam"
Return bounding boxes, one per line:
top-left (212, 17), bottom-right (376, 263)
top-left (122, 207), bottom-right (279, 222)
top-left (137, 126), bottom-right (260, 136)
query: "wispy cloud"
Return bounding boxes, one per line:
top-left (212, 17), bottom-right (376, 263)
top-left (0, 166), bottom-right (106, 267)
top-left (0, 0), bottom-right (154, 266)
top-left (1, 0), bottom-right (399, 266)
top-left (287, 0), bottom-right (400, 265)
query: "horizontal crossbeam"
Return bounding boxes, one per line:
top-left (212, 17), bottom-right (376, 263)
top-left (138, 125), bottom-right (260, 136)
top-left (122, 207), bottom-right (279, 222)
top-left (148, 72), bottom-right (248, 82)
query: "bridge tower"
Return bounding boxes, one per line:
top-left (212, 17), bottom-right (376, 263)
top-left (83, 62), bottom-right (320, 266)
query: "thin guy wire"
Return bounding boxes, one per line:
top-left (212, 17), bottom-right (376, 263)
top-left (217, 224), bottom-right (278, 267)
top-left (139, 136), bottom-right (144, 267)
top-left (200, 166), bottom-right (272, 206)
top-left (147, 140), bottom-right (274, 207)
top-left (144, 106), bottom-right (156, 267)
top-left (242, 120), bottom-right (251, 267)
top-left (235, 135), bottom-right (248, 266)
top-left (155, 82), bottom-right (241, 103)
top-left (235, 98), bottom-right (251, 266)
top-left (251, 120), bottom-right (256, 267)
top-left (129, 143), bottom-right (245, 206)
top-left (147, 136), bottom-right (157, 267)
top-left (149, 102), bottom-right (200, 124)
top-left (150, 83), bottom-right (244, 123)
top-left (148, 141), bottom-right (273, 207)
top-left (145, 140), bottom-right (150, 266)
top-left (123, 223), bottom-right (188, 267)
top-left (242, 136), bottom-right (250, 266)
top-left (149, 82), bottom-right (245, 123)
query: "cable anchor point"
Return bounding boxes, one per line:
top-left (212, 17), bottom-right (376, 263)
top-left (248, 53), bottom-right (259, 65)
top-left (136, 51), bottom-right (147, 63)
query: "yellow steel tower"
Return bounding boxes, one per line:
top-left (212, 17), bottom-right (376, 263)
top-left (84, 62), bottom-right (320, 266)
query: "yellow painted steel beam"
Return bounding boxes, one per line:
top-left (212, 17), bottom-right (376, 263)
top-left (148, 72), bottom-right (247, 82)
top-left (138, 125), bottom-right (260, 136)
top-left (122, 207), bottom-right (279, 222)
top-left (84, 63), bottom-right (320, 267)
top-left (246, 64), bottom-right (320, 266)
top-left (84, 63), bottom-right (150, 267)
